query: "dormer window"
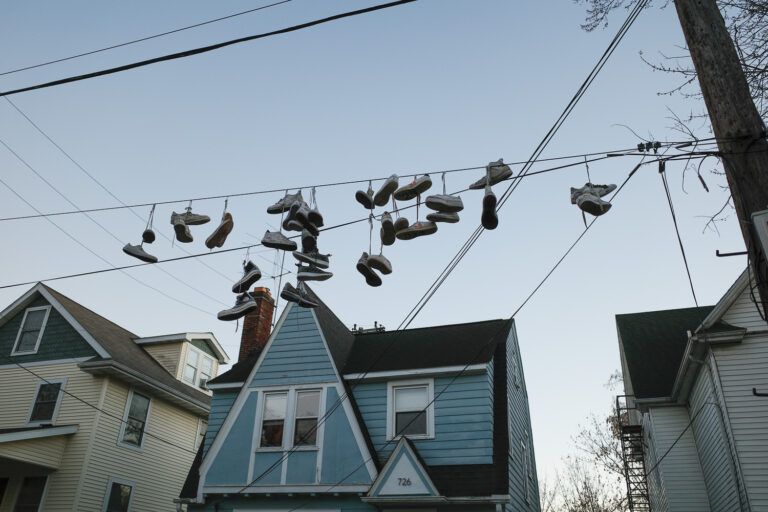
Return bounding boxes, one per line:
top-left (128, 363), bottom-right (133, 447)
top-left (183, 346), bottom-right (214, 389)
top-left (12, 306), bottom-right (51, 355)
top-left (387, 379), bottom-right (434, 440)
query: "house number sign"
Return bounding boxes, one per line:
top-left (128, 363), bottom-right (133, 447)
top-left (397, 478), bottom-right (412, 486)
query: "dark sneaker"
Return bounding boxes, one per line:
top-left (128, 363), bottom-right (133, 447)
top-left (142, 228), bottom-right (156, 244)
top-left (290, 199), bottom-right (305, 217)
top-left (171, 208), bottom-right (210, 226)
top-left (380, 212), bottom-right (396, 246)
top-left (296, 283), bottom-right (319, 308)
top-left (262, 230), bottom-right (298, 251)
top-left (308, 207), bottom-right (324, 227)
top-left (232, 260), bottom-right (262, 293)
top-left (205, 213), bottom-right (234, 249)
top-left (218, 293), bottom-right (258, 321)
top-left (283, 215), bottom-right (304, 232)
top-left (374, 174), bottom-right (399, 207)
top-left (469, 159), bottom-right (513, 190)
top-left (123, 243), bottom-right (158, 263)
top-left (575, 192), bottom-right (612, 216)
top-left (481, 185), bottom-right (498, 230)
top-left (393, 174), bottom-right (432, 201)
top-left (267, 191), bottom-right (303, 214)
top-left (281, 282), bottom-right (302, 304)
top-left (297, 264), bottom-right (333, 281)
top-left (293, 250), bottom-right (330, 269)
top-left (355, 184), bottom-right (375, 210)
top-left (172, 218), bottom-right (193, 243)
top-left (393, 216), bottom-right (409, 233)
top-left (357, 252), bottom-right (382, 287)
top-left (396, 221), bottom-right (438, 240)
top-left (427, 211), bottom-right (460, 223)
top-left (570, 183), bottom-right (617, 202)
top-left (425, 194), bottom-right (464, 213)
top-left (367, 254), bottom-right (392, 275)
top-left (295, 203), bottom-right (312, 226)
top-left (301, 229), bottom-right (317, 253)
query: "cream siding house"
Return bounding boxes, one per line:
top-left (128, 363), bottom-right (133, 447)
top-left (0, 283), bottom-right (229, 511)
top-left (616, 268), bottom-right (768, 512)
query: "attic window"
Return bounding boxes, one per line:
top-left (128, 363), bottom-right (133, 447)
top-left (183, 346), bottom-right (215, 389)
top-left (12, 306), bottom-right (51, 355)
top-left (260, 392), bottom-right (287, 448)
top-left (387, 379), bottom-right (434, 440)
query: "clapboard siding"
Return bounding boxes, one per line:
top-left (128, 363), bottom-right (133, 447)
top-left (643, 412), bottom-right (670, 512)
top-left (80, 378), bottom-right (201, 512)
top-left (712, 333), bottom-right (768, 511)
top-left (204, 390), bottom-right (238, 456)
top-left (721, 282), bottom-right (766, 331)
top-left (351, 373), bottom-right (494, 465)
top-left (689, 361), bottom-right (741, 512)
top-left (646, 406), bottom-right (710, 511)
top-left (250, 306), bottom-right (336, 387)
top-left (144, 342), bottom-right (183, 378)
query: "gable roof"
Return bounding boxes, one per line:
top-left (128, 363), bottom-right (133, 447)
top-left (617, 306), bottom-right (720, 399)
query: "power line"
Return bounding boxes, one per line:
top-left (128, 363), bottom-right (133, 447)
top-left (0, 0), bottom-right (419, 98)
top-left (0, 1), bottom-right (291, 77)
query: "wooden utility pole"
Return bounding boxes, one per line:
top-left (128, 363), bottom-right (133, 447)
top-left (673, 0), bottom-right (768, 313)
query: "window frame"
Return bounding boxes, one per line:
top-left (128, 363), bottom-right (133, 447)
top-left (255, 387), bottom-right (324, 452)
top-left (101, 476), bottom-right (135, 512)
top-left (195, 418), bottom-right (208, 450)
top-left (386, 378), bottom-right (434, 441)
top-left (26, 378), bottom-right (66, 427)
top-left (182, 345), bottom-right (216, 390)
top-left (118, 389), bottom-right (152, 451)
top-left (13, 475), bottom-right (50, 512)
top-left (292, 389), bottom-right (321, 447)
top-left (11, 306), bottom-right (51, 356)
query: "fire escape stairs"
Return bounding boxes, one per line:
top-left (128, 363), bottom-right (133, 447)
top-left (617, 396), bottom-right (651, 512)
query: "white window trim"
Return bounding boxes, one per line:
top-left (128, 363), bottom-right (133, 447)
top-left (386, 378), bottom-right (435, 441)
top-left (182, 344), bottom-right (216, 390)
top-left (195, 418), bottom-right (208, 450)
top-left (26, 378), bottom-right (66, 427)
top-left (11, 306), bottom-right (51, 356)
top-left (101, 476), bottom-right (136, 512)
top-left (254, 386), bottom-right (323, 452)
top-left (117, 389), bottom-right (152, 452)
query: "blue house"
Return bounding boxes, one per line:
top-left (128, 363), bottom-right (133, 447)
top-left (178, 287), bottom-right (540, 512)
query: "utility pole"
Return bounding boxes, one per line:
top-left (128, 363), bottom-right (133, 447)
top-left (673, 0), bottom-right (768, 314)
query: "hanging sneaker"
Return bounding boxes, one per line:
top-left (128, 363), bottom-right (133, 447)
top-left (262, 230), bottom-right (298, 251)
top-left (355, 183), bottom-right (375, 210)
top-left (427, 211), bottom-right (460, 223)
top-left (172, 217), bottom-right (193, 243)
top-left (374, 174), bottom-right (399, 207)
top-left (393, 174), bottom-right (432, 201)
top-left (574, 191), bottom-right (612, 216)
top-left (218, 293), bottom-right (258, 321)
top-left (122, 243), bottom-right (158, 263)
top-left (281, 282), bottom-right (302, 304)
top-left (205, 213), bottom-right (234, 249)
top-left (301, 229), bottom-right (317, 253)
top-left (267, 191), bottom-right (303, 214)
top-left (469, 159), bottom-right (513, 190)
top-left (293, 250), bottom-right (330, 269)
top-left (396, 221), bottom-right (438, 240)
top-left (356, 252), bottom-right (382, 287)
top-left (380, 212), bottom-right (396, 246)
top-left (393, 216), bottom-right (409, 233)
top-left (425, 194), bottom-right (464, 212)
top-left (297, 283), bottom-right (319, 308)
top-left (142, 228), bottom-right (156, 244)
top-left (367, 254), bottom-right (392, 275)
top-left (232, 260), bottom-right (262, 293)
top-left (570, 183), bottom-right (617, 202)
top-left (282, 208), bottom-right (304, 232)
top-left (308, 207), bottom-right (324, 227)
top-left (171, 208), bottom-right (210, 226)
top-left (481, 185), bottom-right (498, 230)
top-left (297, 264), bottom-right (333, 281)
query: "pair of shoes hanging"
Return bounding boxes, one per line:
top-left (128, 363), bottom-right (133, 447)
top-left (358, 214), bottom-right (393, 287)
top-left (472, 159), bottom-right (510, 230)
top-left (356, 175), bottom-right (401, 210)
top-left (570, 182), bottom-right (616, 216)
top-left (293, 229), bottom-right (333, 281)
top-left (281, 282), bottom-right (319, 308)
top-left (123, 205), bottom-right (159, 263)
top-left (425, 173), bottom-right (464, 223)
top-left (206, 199), bottom-right (234, 249)
top-left (263, 189), bottom-right (324, 251)
top-left (218, 258), bottom-right (264, 321)
top-left (171, 205), bottom-right (210, 243)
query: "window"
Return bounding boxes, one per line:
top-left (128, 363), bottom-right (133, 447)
top-left (102, 477), bottom-right (134, 512)
top-left (387, 379), bottom-right (434, 440)
top-left (119, 391), bottom-right (151, 449)
top-left (293, 390), bottom-right (320, 446)
top-left (183, 346), bottom-right (215, 389)
top-left (260, 392), bottom-right (287, 448)
top-left (195, 419), bottom-right (208, 450)
top-left (13, 476), bottom-right (47, 512)
top-left (11, 306), bottom-right (51, 355)
top-left (27, 379), bottom-right (65, 426)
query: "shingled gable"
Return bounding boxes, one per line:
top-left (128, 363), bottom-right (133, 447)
top-left (39, 284), bottom-right (211, 410)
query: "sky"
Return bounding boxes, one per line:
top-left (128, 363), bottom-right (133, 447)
top-left (0, 0), bottom-right (748, 483)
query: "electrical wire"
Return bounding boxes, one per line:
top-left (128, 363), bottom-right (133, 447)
top-left (0, 0), bottom-right (419, 98)
top-left (0, 1), bottom-right (292, 77)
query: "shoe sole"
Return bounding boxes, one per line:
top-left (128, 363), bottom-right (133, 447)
top-left (232, 269), bottom-right (262, 293)
top-left (206, 216), bottom-right (234, 249)
top-left (263, 239), bottom-right (298, 251)
top-left (297, 270), bottom-right (333, 281)
top-left (217, 302), bottom-right (258, 321)
top-left (469, 169), bottom-right (513, 190)
top-left (357, 262), bottom-right (382, 287)
top-left (355, 191), bottom-right (375, 210)
top-left (381, 221), bottom-right (396, 245)
top-left (308, 211), bottom-right (324, 227)
top-left (142, 229), bottom-right (156, 244)
top-left (122, 245), bottom-right (158, 263)
top-left (427, 212), bottom-right (460, 223)
top-left (373, 180), bottom-right (399, 207)
top-left (368, 260), bottom-right (392, 275)
top-left (293, 251), bottom-right (330, 269)
top-left (425, 195), bottom-right (464, 213)
top-left (173, 222), bottom-right (193, 243)
top-left (396, 223), bottom-right (438, 240)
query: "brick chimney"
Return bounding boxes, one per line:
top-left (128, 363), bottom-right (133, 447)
top-left (239, 287), bottom-right (275, 361)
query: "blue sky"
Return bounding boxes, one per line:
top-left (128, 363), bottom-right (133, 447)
top-left (0, 0), bottom-right (747, 480)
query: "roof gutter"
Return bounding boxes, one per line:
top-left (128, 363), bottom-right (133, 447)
top-left (79, 359), bottom-right (210, 415)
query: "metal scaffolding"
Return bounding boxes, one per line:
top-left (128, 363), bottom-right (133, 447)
top-left (616, 395), bottom-right (650, 511)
